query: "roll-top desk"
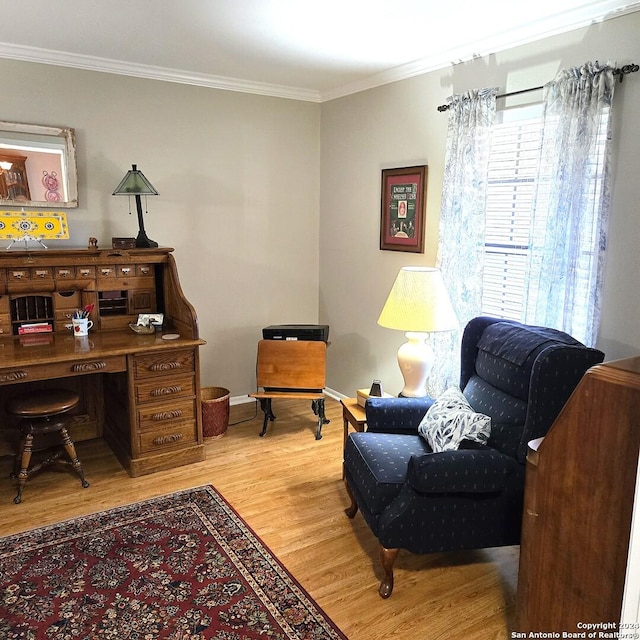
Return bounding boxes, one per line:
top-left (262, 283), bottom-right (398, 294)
top-left (0, 247), bottom-right (206, 477)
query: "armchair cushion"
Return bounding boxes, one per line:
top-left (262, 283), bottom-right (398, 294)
top-left (463, 376), bottom-right (527, 459)
top-left (407, 448), bottom-right (516, 494)
top-left (365, 397), bottom-right (433, 435)
top-left (417, 386), bottom-right (491, 452)
top-left (344, 431), bottom-right (430, 515)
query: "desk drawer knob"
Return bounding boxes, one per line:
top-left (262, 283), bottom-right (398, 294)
top-left (1, 370), bottom-right (28, 383)
top-left (152, 433), bottom-right (183, 446)
top-left (152, 409), bottom-right (183, 421)
top-left (151, 385), bottom-right (182, 397)
top-left (72, 361), bottom-right (107, 373)
top-left (149, 361), bottom-right (181, 372)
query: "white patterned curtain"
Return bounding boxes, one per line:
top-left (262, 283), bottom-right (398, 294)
top-left (524, 61), bottom-right (615, 346)
top-left (429, 88), bottom-right (497, 396)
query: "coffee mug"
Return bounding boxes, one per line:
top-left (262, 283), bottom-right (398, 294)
top-left (72, 317), bottom-right (93, 336)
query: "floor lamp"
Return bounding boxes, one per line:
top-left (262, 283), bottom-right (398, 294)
top-left (377, 266), bottom-right (457, 397)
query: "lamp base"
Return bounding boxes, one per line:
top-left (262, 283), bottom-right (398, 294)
top-left (135, 232), bottom-right (158, 248)
top-left (397, 332), bottom-right (433, 398)
top-left (134, 194), bottom-right (158, 248)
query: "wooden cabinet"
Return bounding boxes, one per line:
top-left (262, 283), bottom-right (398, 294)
top-left (0, 154), bottom-right (30, 201)
top-left (117, 346), bottom-right (202, 476)
top-left (0, 248), bottom-right (172, 335)
top-left (100, 345), bottom-right (204, 478)
top-left (0, 247), bottom-right (205, 477)
top-left (516, 357), bottom-right (640, 632)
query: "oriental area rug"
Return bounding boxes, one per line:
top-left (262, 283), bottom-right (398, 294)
top-left (0, 485), bottom-right (346, 640)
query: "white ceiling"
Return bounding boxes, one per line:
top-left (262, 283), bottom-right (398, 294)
top-left (0, 0), bottom-right (638, 102)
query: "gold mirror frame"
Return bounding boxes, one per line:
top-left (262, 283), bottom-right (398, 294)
top-left (0, 120), bottom-right (78, 208)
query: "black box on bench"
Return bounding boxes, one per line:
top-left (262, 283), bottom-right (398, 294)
top-left (262, 324), bottom-right (329, 342)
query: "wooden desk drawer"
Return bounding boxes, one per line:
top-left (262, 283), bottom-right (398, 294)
top-left (76, 266), bottom-right (96, 279)
top-left (0, 355), bottom-right (127, 384)
top-left (134, 348), bottom-right (195, 379)
top-left (7, 268), bottom-right (55, 293)
top-left (98, 265), bottom-right (117, 278)
top-left (8, 267), bottom-right (54, 281)
top-left (8, 268), bottom-right (31, 281)
top-left (135, 373), bottom-right (195, 404)
top-left (117, 265), bottom-right (135, 278)
top-left (138, 420), bottom-right (198, 454)
top-left (32, 267), bottom-right (54, 281)
top-left (54, 266), bottom-right (75, 280)
top-left (136, 264), bottom-right (153, 277)
top-left (137, 398), bottom-right (196, 431)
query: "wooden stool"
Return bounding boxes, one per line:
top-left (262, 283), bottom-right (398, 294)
top-left (6, 388), bottom-right (90, 504)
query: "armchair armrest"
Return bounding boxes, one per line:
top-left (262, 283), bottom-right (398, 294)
top-left (407, 448), bottom-right (515, 493)
top-left (365, 396), bottom-right (433, 435)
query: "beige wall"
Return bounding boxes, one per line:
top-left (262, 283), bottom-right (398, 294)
top-left (0, 60), bottom-right (321, 396)
top-left (2, 11), bottom-right (639, 401)
top-left (320, 11), bottom-right (640, 397)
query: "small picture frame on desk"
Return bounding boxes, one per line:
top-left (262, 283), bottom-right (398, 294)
top-left (380, 165), bottom-right (427, 253)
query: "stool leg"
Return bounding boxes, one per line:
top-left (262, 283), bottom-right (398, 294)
top-left (59, 427), bottom-right (90, 489)
top-left (14, 433), bottom-right (34, 504)
top-left (11, 432), bottom-right (26, 479)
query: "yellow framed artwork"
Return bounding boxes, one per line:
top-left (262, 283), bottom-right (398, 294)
top-left (0, 210), bottom-right (69, 249)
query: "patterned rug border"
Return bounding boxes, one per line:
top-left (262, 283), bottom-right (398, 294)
top-left (0, 484), bottom-right (347, 639)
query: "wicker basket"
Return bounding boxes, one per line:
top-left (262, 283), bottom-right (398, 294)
top-left (201, 386), bottom-right (230, 438)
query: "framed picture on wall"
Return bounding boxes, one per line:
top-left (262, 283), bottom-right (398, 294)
top-left (380, 165), bottom-right (427, 253)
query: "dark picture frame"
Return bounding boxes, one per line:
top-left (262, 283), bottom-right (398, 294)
top-left (380, 165), bottom-right (427, 253)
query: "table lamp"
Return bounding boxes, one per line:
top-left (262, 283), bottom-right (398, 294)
top-left (377, 266), bottom-right (457, 397)
top-left (112, 164), bottom-right (159, 248)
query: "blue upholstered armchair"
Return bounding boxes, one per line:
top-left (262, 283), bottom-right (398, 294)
top-left (343, 316), bottom-right (604, 597)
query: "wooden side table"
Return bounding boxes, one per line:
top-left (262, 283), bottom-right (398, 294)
top-left (341, 397), bottom-right (367, 478)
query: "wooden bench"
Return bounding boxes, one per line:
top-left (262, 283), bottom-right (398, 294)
top-left (249, 339), bottom-right (329, 439)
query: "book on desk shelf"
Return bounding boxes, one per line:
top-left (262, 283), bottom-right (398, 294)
top-left (18, 322), bottom-right (53, 335)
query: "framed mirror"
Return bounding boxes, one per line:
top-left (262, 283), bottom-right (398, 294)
top-left (0, 120), bottom-right (78, 208)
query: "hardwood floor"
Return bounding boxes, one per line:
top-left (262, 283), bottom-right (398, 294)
top-left (0, 398), bottom-right (518, 639)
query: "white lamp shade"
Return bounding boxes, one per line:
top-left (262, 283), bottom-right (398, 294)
top-left (377, 267), bottom-right (457, 332)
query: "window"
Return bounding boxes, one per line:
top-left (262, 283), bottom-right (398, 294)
top-left (483, 106), bottom-right (542, 320)
top-left (482, 102), bottom-right (609, 334)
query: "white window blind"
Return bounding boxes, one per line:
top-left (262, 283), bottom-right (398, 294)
top-left (482, 104), bottom-right (609, 327)
top-left (482, 114), bottom-right (542, 320)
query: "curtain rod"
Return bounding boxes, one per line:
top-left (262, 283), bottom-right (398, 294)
top-left (436, 63), bottom-right (639, 112)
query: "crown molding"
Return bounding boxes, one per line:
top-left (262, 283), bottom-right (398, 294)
top-left (0, 43), bottom-right (322, 103)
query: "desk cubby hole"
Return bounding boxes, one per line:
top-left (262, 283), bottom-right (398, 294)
top-left (10, 294), bottom-right (54, 334)
top-left (98, 290), bottom-right (128, 316)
